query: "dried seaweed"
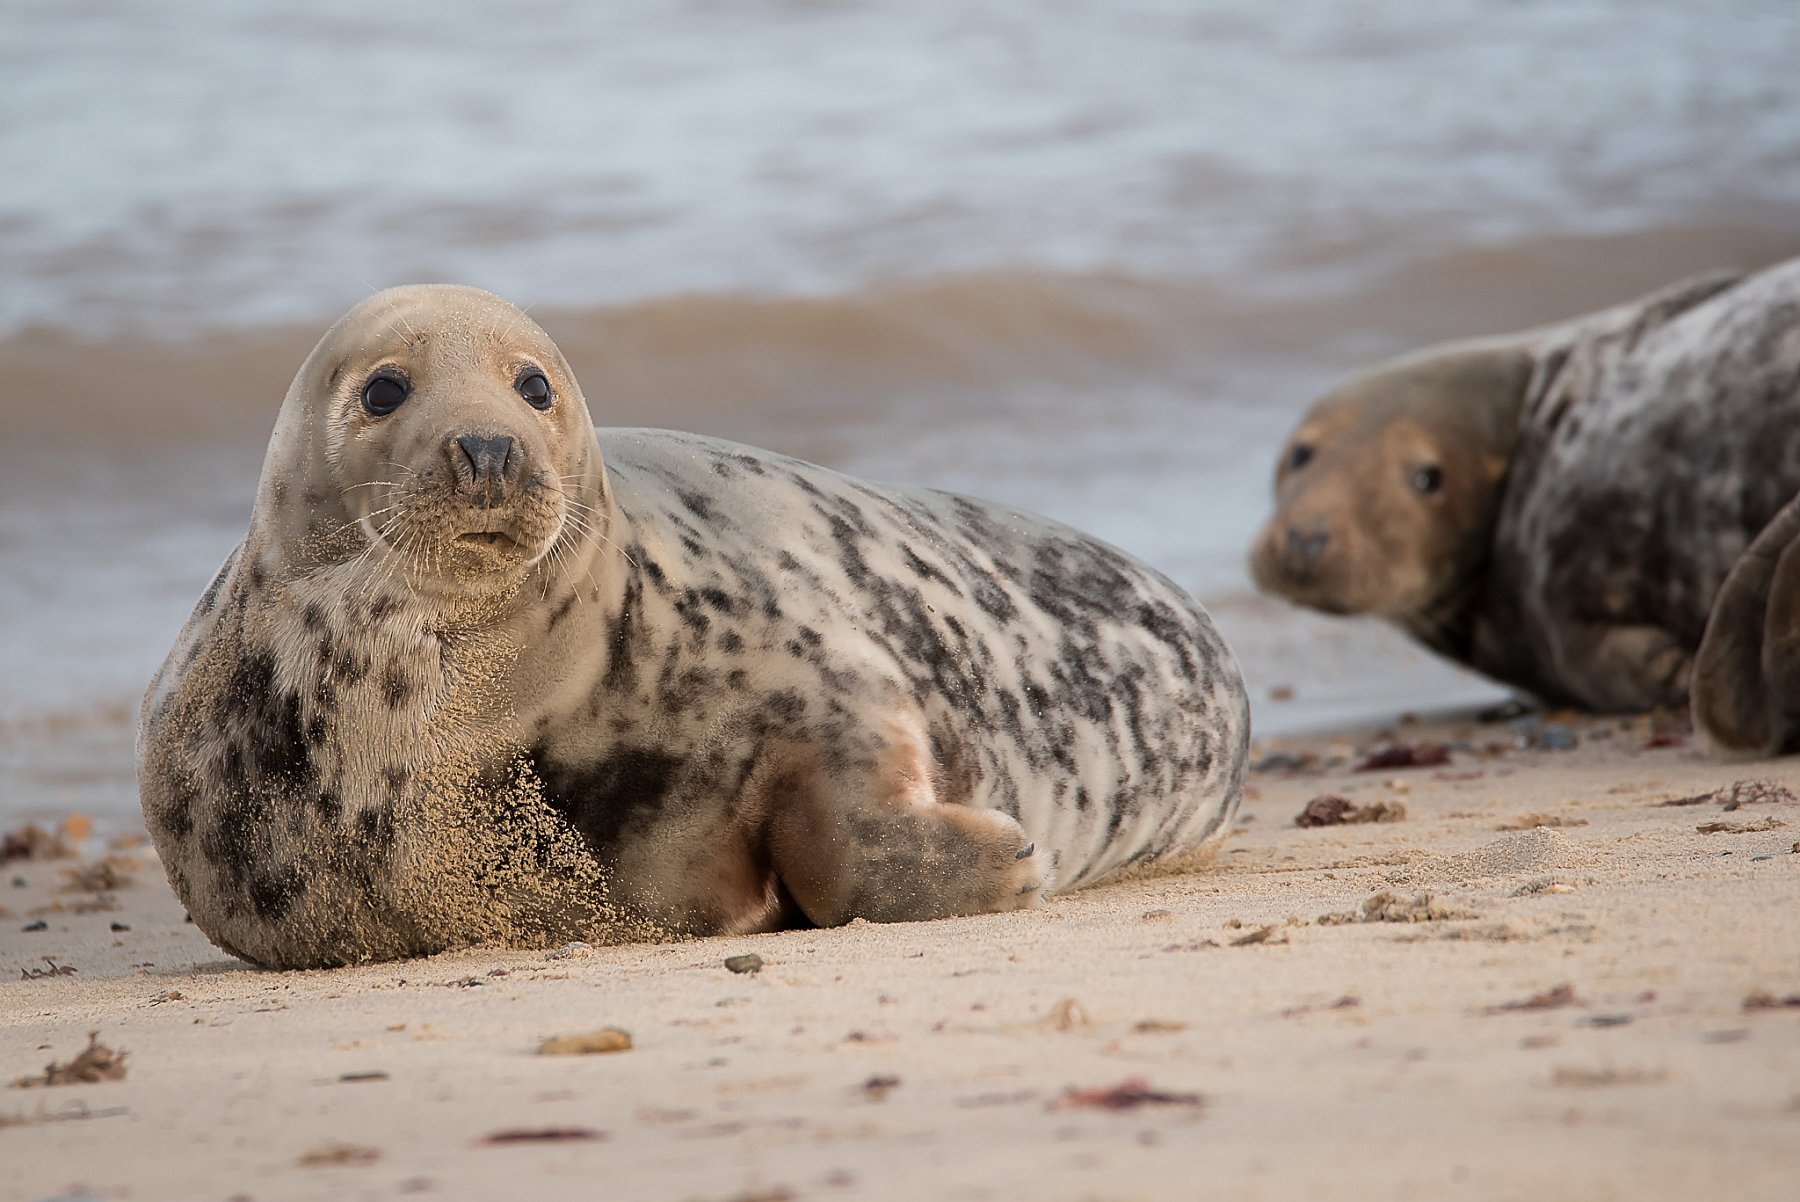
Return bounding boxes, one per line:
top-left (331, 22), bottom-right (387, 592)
top-left (1355, 744), bottom-right (1450, 771)
top-left (58, 856), bottom-right (139, 893)
top-left (19, 958), bottom-right (76, 980)
top-left (1697, 817), bottom-right (1785, 834)
top-left (297, 1142), bottom-right (381, 1166)
top-left (1050, 1078), bottom-right (1204, 1112)
top-left (1485, 984), bottom-right (1577, 1015)
top-left (11, 1032), bottom-right (126, 1088)
top-left (481, 1127), bottom-right (605, 1145)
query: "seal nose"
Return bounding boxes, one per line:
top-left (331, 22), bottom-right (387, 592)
top-left (1284, 525), bottom-right (1330, 573)
top-left (451, 433), bottom-right (518, 505)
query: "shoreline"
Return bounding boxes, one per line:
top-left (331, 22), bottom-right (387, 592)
top-left (4, 707), bottom-right (1796, 1200)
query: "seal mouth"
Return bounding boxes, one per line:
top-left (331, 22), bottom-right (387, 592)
top-left (456, 530), bottom-right (524, 551)
top-left (450, 508), bottom-right (534, 556)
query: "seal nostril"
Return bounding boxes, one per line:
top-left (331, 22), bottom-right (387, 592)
top-left (1285, 526), bottom-right (1330, 571)
top-left (454, 434), bottom-right (517, 492)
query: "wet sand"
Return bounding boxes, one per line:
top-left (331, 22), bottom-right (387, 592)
top-left (5, 710), bottom-right (1796, 1201)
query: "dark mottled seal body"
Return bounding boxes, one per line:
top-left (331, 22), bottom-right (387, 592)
top-left (139, 285), bottom-right (1248, 969)
top-left (1254, 258), bottom-right (1800, 712)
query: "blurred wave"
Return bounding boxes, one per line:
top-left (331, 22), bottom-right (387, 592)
top-left (4, 0), bottom-right (1799, 338)
top-left (10, 223), bottom-right (1798, 454)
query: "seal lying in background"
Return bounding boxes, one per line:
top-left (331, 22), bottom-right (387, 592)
top-left (138, 284), bottom-right (1249, 969)
top-left (1250, 257), bottom-right (1800, 713)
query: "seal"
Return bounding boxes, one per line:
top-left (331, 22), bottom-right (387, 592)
top-left (138, 284), bottom-right (1250, 969)
top-left (1250, 257), bottom-right (1800, 712)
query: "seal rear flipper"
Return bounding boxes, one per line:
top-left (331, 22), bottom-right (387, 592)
top-left (1694, 493), bottom-right (1800, 757)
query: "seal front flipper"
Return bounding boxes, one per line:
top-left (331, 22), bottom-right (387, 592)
top-left (1545, 620), bottom-right (1691, 713)
top-left (765, 715), bottom-right (1049, 927)
top-left (1694, 492), bottom-right (1800, 757)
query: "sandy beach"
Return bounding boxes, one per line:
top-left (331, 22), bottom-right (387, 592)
top-left (5, 709), bottom-right (1796, 1202)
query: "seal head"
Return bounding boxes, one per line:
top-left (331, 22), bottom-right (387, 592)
top-left (1249, 341), bottom-right (1533, 654)
top-left (258, 284), bottom-right (607, 608)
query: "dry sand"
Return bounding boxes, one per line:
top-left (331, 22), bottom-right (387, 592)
top-left (3, 710), bottom-right (1798, 1202)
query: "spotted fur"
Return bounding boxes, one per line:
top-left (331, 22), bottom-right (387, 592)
top-left (138, 285), bottom-right (1249, 968)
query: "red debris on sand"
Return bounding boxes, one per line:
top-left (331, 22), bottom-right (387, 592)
top-left (1295, 795), bottom-right (1353, 827)
top-left (1050, 1078), bottom-right (1203, 1112)
top-left (481, 1127), bottom-right (606, 1145)
top-left (1355, 744), bottom-right (1450, 772)
top-left (1484, 984), bottom-right (1577, 1015)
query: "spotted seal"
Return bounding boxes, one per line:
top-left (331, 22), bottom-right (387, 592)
top-left (1250, 257), bottom-right (1800, 713)
top-left (137, 284), bottom-right (1249, 969)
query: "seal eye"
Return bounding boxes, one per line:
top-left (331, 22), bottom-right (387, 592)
top-left (1411, 465), bottom-right (1445, 496)
top-left (1287, 443), bottom-right (1314, 471)
top-left (517, 370), bottom-right (553, 411)
top-left (361, 372), bottom-right (410, 417)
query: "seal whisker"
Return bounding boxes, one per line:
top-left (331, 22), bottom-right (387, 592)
top-left (549, 519), bottom-right (605, 603)
top-left (540, 486), bottom-right (637, 571)
top-left (494, 299), bottom-right (537, 346)
top-left (388, 301), bottom-right (420, 344)
top-left (360, 505), bottom-right (419, 603)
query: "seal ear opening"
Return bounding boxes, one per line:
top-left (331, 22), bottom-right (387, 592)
top-left (1693, 492), bottom-right (1800, 757)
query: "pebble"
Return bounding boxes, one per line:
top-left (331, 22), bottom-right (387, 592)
top-left (111, 921), bottom-right (131, 931)
top-left (22, 919), bottom-right (47, 932)
top-left (724, 953), bottom-right (764, 975)
top-left (1536, 725), bottom-right (1578, 751)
